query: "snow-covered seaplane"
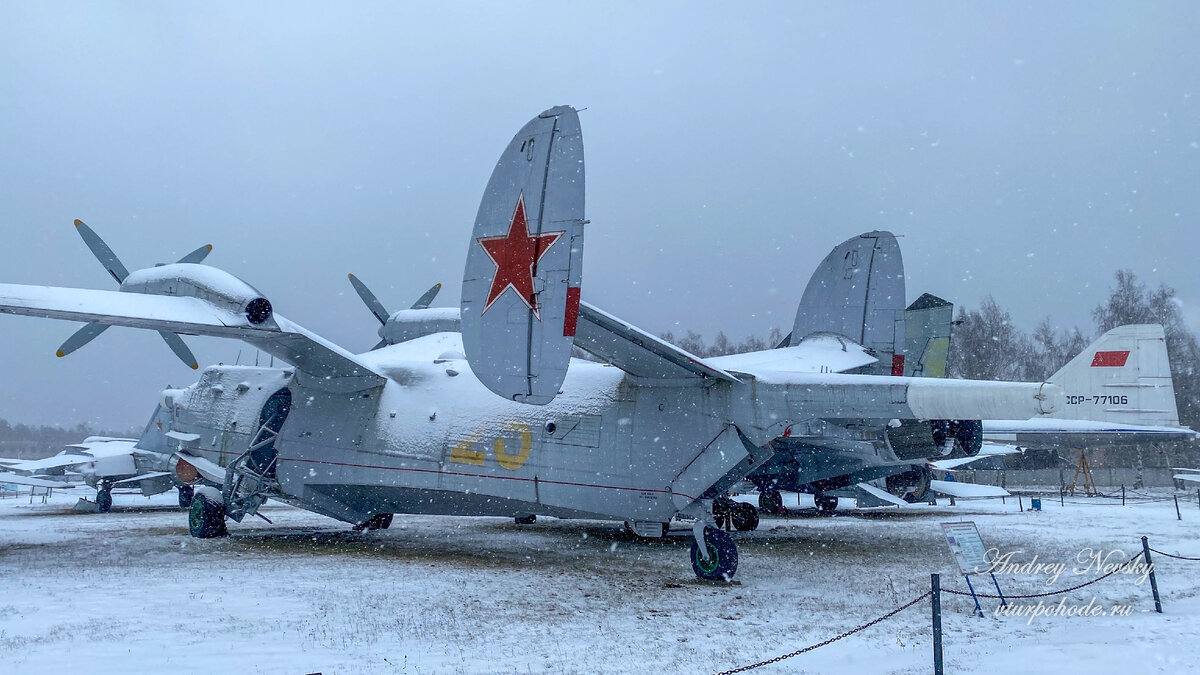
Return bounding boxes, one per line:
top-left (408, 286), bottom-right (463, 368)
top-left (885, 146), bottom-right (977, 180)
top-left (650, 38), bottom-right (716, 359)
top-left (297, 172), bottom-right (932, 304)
top-left (0, 106), bottom-right (1062, 581)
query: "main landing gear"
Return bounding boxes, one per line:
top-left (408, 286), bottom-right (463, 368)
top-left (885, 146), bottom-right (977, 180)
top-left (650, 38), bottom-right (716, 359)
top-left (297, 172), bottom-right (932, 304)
top-left (189, 491), bottom-right (228, 538)
top-left (757, 488), bottom-right (783, 514)
top-left (690, 525), bottom-right (739, 582)
top-left (814, 494), bottom-right (839, 514)
top-left (353, 513), bottom-right (394, 531)
top-left (713, 497), bottom-right (760, 532)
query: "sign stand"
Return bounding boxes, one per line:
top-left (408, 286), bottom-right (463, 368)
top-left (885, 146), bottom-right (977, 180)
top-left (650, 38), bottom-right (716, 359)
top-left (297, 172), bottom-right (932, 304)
top-left (941, 521), bottom-right (996, 618)
top-left (962, 574), bottom-right (985, 617)
top-left (990, 572), bottom-right (1008, 608)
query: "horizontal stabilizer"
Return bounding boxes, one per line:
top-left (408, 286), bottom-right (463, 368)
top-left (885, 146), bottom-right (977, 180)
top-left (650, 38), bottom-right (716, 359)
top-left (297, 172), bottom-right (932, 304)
top-left (574, 302), bottom-right (739, 382)
top-left (709, 333), bottom-right (877, 375)
top-left (930, 479), bottom-right (1009, 498)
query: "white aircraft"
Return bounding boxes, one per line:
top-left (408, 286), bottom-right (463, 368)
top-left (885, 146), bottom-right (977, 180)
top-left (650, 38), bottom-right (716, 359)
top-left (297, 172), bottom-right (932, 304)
top-left (0, 436), bottom-right (183, 511)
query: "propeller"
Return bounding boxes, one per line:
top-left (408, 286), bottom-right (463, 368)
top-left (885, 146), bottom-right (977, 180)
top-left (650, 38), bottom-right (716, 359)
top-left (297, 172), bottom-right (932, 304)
top-left (57, 219), bottom-right (210, 369)
top-left (347, 274), bottom-right (441, 350)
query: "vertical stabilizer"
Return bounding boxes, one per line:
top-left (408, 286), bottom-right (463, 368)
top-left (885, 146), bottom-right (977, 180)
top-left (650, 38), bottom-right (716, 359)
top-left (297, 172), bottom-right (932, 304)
top-left (1047, 324), bottom-right (1181, 426)
top-left (460, 106), bottom-right (585, 405)
top-left (791, 231), bottom-right (905, 376)
top-left (904, 293), bottom-right (953, 378)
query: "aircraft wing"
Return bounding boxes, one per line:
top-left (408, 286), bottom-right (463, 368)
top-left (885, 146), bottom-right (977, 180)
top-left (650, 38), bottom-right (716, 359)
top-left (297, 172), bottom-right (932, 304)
top-left (6, 453), bottom-right (102, 473)
top-left (929, 443), bottom-right (1023, 471)
top-left (0, 283), bottom-right (384, 384)
top-left (1175, 474), bottom-right (1200, 484)
top-left (573, 302), bottom-right (740, 382)
top-left (111, 471), bottom-right (171, 486)
top-left (0, 472), bottom-right (77, 489)
top-left (929, 479), bottom-right (1009, 498)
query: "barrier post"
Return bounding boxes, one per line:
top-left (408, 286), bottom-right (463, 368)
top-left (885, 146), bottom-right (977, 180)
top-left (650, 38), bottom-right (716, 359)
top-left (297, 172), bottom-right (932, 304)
top-left (1018, 496), bottom-right (1023, 512)
top-left (1141, 536), bottom-right (1163, 614)
top-left (1060, 490), bottom-right (1064, 507)
top-left (1121, 484), bottom-right (1125, 506)
top-left (1174, 495), bottom-right (1182, 521)
top-left (931, 574), bottom-right (944, 675)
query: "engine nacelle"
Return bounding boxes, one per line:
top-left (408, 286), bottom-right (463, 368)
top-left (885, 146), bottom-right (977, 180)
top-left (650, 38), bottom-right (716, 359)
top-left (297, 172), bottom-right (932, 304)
top-left (378, 307), bottom-right (461, 345)
top-left (886, 418), bottom-right (983, 460)
top-left (121, 263), bottom-right (274, 326)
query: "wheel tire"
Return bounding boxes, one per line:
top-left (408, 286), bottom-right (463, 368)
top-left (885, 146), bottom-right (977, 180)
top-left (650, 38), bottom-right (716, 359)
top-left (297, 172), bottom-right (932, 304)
top-left (514, 513), bottom-right (537, 525)
top-left (815, 494), bottom-right (838, 513)
top-left (690, 527), bottom-right (739, 582)
top-left (758, 489), bottom-right (783, 513)
top-left (188, 494), bottom-right (228, 538)
top-left (95, 488), bottom-right (113, 513)
top-left (177, 485), bottom-right (194, 509)
top-left (732, 502), bottom-right (760, 531)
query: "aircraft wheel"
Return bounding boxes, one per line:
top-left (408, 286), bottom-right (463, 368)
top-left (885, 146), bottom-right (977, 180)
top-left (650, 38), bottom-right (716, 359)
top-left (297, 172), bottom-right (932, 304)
top-left (514, 513), bottom-right (537, 525)
top-left (95, 488), bottom-right (113, 513)
top-left (690, 527), bottom-right (738, 582)
top-left (731, 502), bottom-right (759, 531)
top-left (814, 494), bottom-right (838, 514)
top-left (188, 494), bottom-right (228, 538)
top-left (758, 489), bottom-right (783, 513)
top-left (177, 485), bottom-right (194, 509)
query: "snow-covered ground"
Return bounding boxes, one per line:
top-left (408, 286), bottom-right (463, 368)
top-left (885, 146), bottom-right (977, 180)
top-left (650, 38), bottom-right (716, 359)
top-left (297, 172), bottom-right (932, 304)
top-left (1, 489), bottom-right (1198, 674)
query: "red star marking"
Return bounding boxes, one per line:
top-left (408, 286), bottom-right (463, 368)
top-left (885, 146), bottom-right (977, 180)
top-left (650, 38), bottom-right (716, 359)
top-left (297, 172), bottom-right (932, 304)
top-left (477, 192), bottom-right (563, 319)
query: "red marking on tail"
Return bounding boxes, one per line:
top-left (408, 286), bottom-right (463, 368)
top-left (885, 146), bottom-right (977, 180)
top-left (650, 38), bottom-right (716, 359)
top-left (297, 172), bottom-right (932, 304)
top-left (563, 287), bottom-right (581, 337)
top-left (1090, 350), bottom-right (1130, 367)
top-left (891, 354), bottom-right (905, 376)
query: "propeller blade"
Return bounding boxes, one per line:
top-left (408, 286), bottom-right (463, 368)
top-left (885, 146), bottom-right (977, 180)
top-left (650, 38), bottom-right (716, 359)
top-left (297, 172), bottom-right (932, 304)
top-left (370, 339), bottom-right (389, 351)
top-left (347, 273), bottom-right (390, 325)
top-left (410, 283), bottom-right (442, 310)
top-left (177, 244), bottom-right (213, 264)
top-left (73, 219), bottom-right (130, 284)
top-left (158, 331), bottom-right (199, 370)
top-left (56, 323), bottom-right (110, 357)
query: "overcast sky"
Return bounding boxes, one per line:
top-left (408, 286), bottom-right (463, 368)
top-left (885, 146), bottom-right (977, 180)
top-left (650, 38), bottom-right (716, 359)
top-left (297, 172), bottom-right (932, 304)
top-left (1, 2), bottom-right (1197, 429)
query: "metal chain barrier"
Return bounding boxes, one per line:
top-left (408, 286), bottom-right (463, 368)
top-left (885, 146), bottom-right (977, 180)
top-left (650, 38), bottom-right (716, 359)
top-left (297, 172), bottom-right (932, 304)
top-left (710, 591), bottom-right (932, 675)
top-left (942, 552), bottom-right (1143, 599)
top-left (1149, 548), bottom-right (1200, 561)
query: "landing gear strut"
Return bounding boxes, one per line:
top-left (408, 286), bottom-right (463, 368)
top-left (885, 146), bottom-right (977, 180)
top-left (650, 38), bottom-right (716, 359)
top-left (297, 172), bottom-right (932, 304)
top-left (177, 485), bottom-right (194, 509)
top-left (95, 481), bottom-right (113, 513)
top-left (690, 526), bottom-right (739, 582)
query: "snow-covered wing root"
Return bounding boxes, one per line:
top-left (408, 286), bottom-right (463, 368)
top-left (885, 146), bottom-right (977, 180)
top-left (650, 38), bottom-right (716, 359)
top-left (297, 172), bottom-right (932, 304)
top-left (460, 106), bottom-right (585, 405)
top-left (0, 283), bottom-right (383, 384)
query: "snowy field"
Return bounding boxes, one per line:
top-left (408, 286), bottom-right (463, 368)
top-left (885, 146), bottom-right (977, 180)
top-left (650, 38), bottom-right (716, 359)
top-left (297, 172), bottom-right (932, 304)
top-left (1, 489), bottom-right (1198, 674)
